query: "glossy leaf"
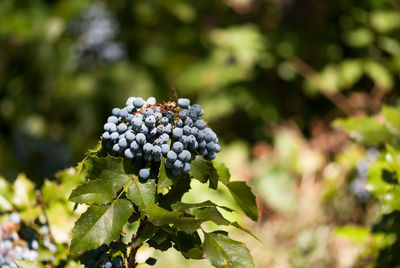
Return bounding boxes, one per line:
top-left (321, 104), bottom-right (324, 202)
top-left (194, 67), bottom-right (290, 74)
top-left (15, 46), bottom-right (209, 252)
top-left (144, 204), bottom-right (183, 226)
top-left (203, 232), bottom-right (255, 268)
top-left (69, 180), bottom-right (116, 205)
top-left (84, 156), bottom-right (132, 191)
top-left (127, 178), bottom-right (156, 209)
top-left (70, 199), bottom-right (134, 254)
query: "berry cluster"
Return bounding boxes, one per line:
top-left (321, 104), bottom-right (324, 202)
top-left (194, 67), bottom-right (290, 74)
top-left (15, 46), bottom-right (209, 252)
top-left (102, 97), bottom-right (220, 178)
top-left (0, 213), bottom-right (43, 267)
top-left (86, 244), bottom-right (123, 268)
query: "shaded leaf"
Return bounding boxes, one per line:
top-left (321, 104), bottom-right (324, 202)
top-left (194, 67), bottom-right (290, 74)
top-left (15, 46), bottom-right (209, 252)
top-left (173, 231), bottom-right (203, 259)
top-left (173, 217), bottom-right (203, 233)
top-left (127, 178), bottom-right (156, 210)
top-left (70, 199), bottom-right (134, 254)
top-left (203, 232), bottom-right (254, 268)
top-left (194, 207), bottom-right (230, 226)
top-left (158, 173), bottom-right (191, 209)
top-left (225, 181), bottom-right (258, 221)
top-left (171, 201), bottom-right (233, 213)
top-left (69, 180), bottom-right (116, 205)
top-left (190, 158), bottom-right (219, 189)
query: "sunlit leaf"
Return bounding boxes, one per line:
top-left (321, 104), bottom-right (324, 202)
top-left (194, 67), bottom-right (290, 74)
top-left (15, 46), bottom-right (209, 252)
top-left (203, 232), bottom-right (254, 268)
top-left (69, 180), bottom-right (116, 205)
top-left (70, 199), bottom-right (134, 254)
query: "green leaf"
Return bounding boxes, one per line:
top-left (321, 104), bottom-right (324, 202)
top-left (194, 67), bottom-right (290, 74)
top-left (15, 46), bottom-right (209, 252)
top-left (382, 106), bottom-right (400, 135)
top-left (225, 181), bottom-right (258, 221)
top-left (158, 160), bottom-right (174, 189)
top-left (69, 180), bottom-right (116, 205)
top-left (215, 162), bottom-right (230, 184)
top-left (173, 217), bottom-right (204, 233)
top-left (203, 232), bottom-right (255, 268)
top-left (171, 201), bottom-right (233, 213)
top-left (173, 231), bottom-right (203, 259)
top-left (230, 222), bottom-right (259, 241)
top-left (144, 204), bottom-right (183, 226)
top-left (14, 260), bottom-right (46, 268)
top-left (70, 199), bottom-right (134, 254)
top-left (0, 176), bottom-right (12, 210)
top-left (333, 117), bottom-right (394, 145)
top-left (194, 207), bottom-right (230, 226)
top-left (158, 173), bottom-right (191, 209)
top-left (190, 158), bottom-right (219, 189)
top-left (127, 178), bottom-right (156, 210)
top-left (85, 156), bottom-right (132, 192)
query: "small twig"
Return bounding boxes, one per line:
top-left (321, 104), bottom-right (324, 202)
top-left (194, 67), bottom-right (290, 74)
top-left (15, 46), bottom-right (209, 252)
top-left (113, 176), bottom-right (136, 205)
top-left (290, 57), bottom-right (354, 115)
top-left (128, 220), bottom-right (146, 268)
top-left (35, 190), bottom-right (56, 243)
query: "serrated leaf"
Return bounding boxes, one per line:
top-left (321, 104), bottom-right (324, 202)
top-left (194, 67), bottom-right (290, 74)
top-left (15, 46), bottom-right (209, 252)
top-left (190, 159), bottom-right (219, 189)
top-left (171, 201), bottom-right (233, 213)
top-left (225, 181), bottom-right (258, 221)
top-left (194, 207), bottom-right (230, 226)
top-left (230, 222), bottom-right (259, 241)
top-left (333, 117), bottom-right (393, 145)
top-left (144, 204), bottom-right (183, 226)
top-left (14, 260), bottom-right (45, 268)
top-left (158, 160), bottom-right (174, 189)
top-left (215, 162), bottom-right (230, 184)
top-left (127, 178), bottom-right (156, 209)
top-left (69, 180), bottom-right (116, 205)
top-left (203, 232), bottom-right (255, 268)
top-left (85, 156), bottom-right (132, 191)
top-left (70, 199), bottom-right (134, 254)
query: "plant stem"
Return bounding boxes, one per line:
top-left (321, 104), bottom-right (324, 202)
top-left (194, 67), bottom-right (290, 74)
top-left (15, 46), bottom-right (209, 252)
top-left (128, 220), bottom-right (146, 268)
top-left (113, 176), bottom-right (135, 205)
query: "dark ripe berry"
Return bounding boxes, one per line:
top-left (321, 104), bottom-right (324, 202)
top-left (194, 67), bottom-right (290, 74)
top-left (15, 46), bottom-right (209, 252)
top-left (103, 96), bottom-right (221, 175)
top-left (139, 168), bottom-right (150, 179)
top-left (145, 257), bottom-right (157, 266)
top-left (177, 98), bottom-right (190, 108)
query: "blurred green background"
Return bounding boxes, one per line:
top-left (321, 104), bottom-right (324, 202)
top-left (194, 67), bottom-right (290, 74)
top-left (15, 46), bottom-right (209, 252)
top-left (1, 0), bottom-right (400, 267)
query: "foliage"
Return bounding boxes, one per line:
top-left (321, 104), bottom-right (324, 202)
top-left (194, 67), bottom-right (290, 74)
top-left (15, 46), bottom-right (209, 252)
top-left (334, 105), bottom-right (400, 267)
top-left (67, 140), bottom-right (258, 267)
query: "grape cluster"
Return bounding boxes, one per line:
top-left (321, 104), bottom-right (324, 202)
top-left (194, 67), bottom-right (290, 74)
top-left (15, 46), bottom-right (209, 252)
top-left (85, 244), bottom-right (123, 268)
top-left (102, 97), bottom-right (220, 178)
top-left (0, 213), bottom-right (38, 267)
